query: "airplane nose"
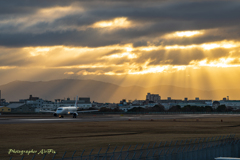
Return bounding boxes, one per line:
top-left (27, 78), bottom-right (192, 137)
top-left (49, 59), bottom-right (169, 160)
top-left (56, 110), bottom-right (62, 114)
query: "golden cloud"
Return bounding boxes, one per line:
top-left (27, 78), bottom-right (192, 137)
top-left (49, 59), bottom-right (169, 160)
top-left (165, 40), bottom-right (240, 50)
top-left (92, 17), bottom-right (132, 29)
top-left (64, 72), bottom-right (75, 75)
top-left (2, 38), bottom-right (240, 76)
top-left (190, 57), bottom-right (240, 67)
top-left (163, 30), bottom-right (204, 39)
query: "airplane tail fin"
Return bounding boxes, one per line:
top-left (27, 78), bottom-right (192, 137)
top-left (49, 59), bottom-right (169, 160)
top-left (75, 95), bottom-right (78, 107)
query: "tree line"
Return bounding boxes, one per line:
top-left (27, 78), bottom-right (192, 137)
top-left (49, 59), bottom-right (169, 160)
top-left (99, 104), bottom-right (238, 112)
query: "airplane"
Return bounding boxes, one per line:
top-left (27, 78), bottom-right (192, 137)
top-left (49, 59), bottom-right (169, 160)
top-left (40, 96), bottom-right (98, 118)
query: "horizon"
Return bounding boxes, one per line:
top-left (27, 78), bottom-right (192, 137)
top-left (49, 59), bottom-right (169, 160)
top-left (1, 0), bottom-right (240, 98)
top-left (1, 79), bottom-right (240, 103)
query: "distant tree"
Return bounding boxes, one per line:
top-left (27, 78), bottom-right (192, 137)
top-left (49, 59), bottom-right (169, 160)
top-left (88, 107), bottom-right (98, 110)
top-left (181, 105), bottom-right (191, 112)
top-left (128, 107), bottom-right (145, 112)
top-left (190, 106), bottom-right (198, 112)
top-left (205, 106), bottom-right (213, 112)
top-left (168, 105), bottom-right (181, 112)
top-left (99, 107), bottom-right (111, 112)
top-left (233, 109), bottom-right (240, 112)
top-left (217, 105), bottom-right (226, 112)
top-left (213, 101), bottom-right (220, 109)
top-left (226, 106), bottom-right (233, 112)
top-left (113, 107), bottom-right (121, 112)
top-left (149, 105), bottom-right (165, 112)
top-left (99, 107), bottom-right (122, 112)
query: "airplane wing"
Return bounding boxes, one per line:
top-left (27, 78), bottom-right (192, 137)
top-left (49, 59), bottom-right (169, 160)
top-left (39, 110), bottom-right (56, 113)
top-left (77, 110), bottom-right (99, 113)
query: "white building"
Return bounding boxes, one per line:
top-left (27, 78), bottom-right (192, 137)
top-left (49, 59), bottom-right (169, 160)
top-left (19, 96), bottom-right (93, 112)
top-left (40, 101), bottom-right (55, 112)
top-left (146, 93), bottom-right (161, 102)
top-left (25, 99), bottom-right (45, 112)
top-left (132, 100), bottom-right (145, 105)
top-left (219, 100), bottom-right (240, 110)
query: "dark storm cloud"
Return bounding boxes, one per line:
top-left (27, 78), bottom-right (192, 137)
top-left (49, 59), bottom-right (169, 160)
top-left (0, 30), bottom-right (120, 47)
top-left (87, 1), bottom-right (240, 22)
top-left (0, 0), bottom-right (74, 14)
top-left (0, 0), bottom-right (240, 47)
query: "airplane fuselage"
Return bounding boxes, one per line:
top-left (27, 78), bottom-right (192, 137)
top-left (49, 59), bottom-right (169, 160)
top-left (40, 96), bottom-right (97, 118)
top-left (54, 107), bottom-right (78, 118)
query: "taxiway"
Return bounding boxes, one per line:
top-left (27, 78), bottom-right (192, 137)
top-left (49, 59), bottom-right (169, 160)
top-left (0, 114), bottom-right (239, 124)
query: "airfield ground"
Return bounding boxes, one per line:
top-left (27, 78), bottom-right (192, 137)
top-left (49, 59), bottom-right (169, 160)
top-left (1, 114), bottom-right (240, 159)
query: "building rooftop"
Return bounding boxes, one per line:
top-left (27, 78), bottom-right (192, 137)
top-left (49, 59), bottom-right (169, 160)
top-left (7, 103), bottom-right (25, 109)
top-left (220, 100), bottom-right (240, 102)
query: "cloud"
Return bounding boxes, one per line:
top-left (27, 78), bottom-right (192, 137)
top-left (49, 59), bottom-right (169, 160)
top-left (1, 42), bottom-right (239, 73)
top-left (1, 1), bottom-right (240, 47)
top-left (1, 0), bottom-right (240, 89)
top-left (64, 72), bottom-right (74, 75)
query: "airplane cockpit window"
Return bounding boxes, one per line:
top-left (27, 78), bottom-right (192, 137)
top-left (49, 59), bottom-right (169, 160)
top-left (57, 108), bottom-right (63, 110)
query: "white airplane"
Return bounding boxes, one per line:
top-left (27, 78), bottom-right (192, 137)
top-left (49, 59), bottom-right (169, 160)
top-left (41, 96), bottom-right (98, 118)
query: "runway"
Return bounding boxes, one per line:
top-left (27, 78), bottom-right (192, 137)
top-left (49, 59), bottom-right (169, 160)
top-left (0, 114), bottom-right (239, 124)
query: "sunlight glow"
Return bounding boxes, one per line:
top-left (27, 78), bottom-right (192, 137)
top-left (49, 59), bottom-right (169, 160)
top-left (137, 46), bottom-right (162, 51)
top-left (126, 47), bottom-right (133, 52)
top-left (128, 66), bottom-right (168, 75)
top-left (24, 41), bottom-right (239, 60)
top-left (104, 72), bottom-right (124, 76)
top-left (0, 66), bottom-right (17, 69)
top-left (165, 45), bottom-right (195, 49)
top-left (24, 44), bottom-right (138, 57)
top-left (201, 42), bottom-right (237, 50)
top-left (58, 64), bottom-right (124, 69)
top-left (101, 53), bottom-right (137, 59)
top-left (163, 30), bottom-right (204, 38)
top-left (173, 66), bottom-right (187, 71)
top-left (175, 31), bottom-right (203, 37)
top-left (9, 41), bottom-right (240, 76)
top-left (92, 17), bottom-right (131, 29)
top-left (190, 58), bottom-right (240, 67)
top-left (165, 41), bottom-right (240, 50)
top-left (23, 47), bottom-right (51, 56)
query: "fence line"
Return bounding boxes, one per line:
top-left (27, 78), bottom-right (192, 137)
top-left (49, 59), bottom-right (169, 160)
top-left (8, 134), bottom-right (240, 160)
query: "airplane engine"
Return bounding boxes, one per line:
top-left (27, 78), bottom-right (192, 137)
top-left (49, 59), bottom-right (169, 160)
top-left (73, 113), bottom-right (78, 118)
top-left (53, 113), bottom-right (57, 117)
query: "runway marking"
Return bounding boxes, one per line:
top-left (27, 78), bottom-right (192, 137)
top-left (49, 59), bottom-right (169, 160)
top-left (20, 119), bottom-right (79, 121)
top-left (120, 117), bottom-right (140, 119)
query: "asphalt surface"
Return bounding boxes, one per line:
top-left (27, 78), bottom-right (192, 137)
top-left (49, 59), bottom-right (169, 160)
top-left (0, 114), bottom-right (239, 124)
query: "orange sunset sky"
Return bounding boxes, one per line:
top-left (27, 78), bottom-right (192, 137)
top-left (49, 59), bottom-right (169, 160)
top-left (1, 0), bottom-right (240, 92)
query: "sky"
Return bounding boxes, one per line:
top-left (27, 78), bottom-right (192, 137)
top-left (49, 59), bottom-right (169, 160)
top-left (1, 0), bottom-right (240, 90)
